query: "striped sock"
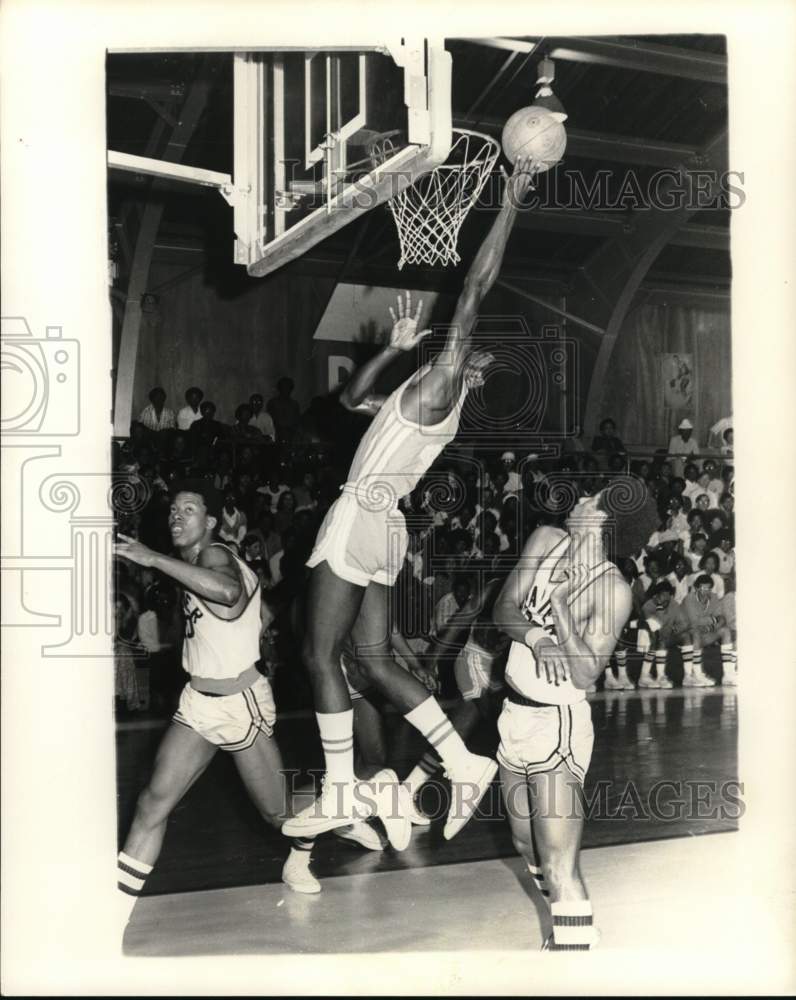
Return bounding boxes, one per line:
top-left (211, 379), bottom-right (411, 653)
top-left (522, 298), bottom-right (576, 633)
top-left (615, 648), bottom-right (628, 676)
top-left (721, 644), bottom-right (735, 671)
top-left (527, 863), bottom-right (551, 907)
top-left (117, 850), bottom-right (152, 898)
top-left (403, 696), bottom-right (470, 773)
top-left (655, 649), bottom-right (667, 681)
top-left (550, 899), bottom-right (596, 950)
top-left (681, 644), bottom-right (695, 676)
top-left (693, 650), bottom-right (704, 675)
top-left (316, 709), bottom-right (355, 784)
top-left (640, 652), bottom-right (654, 680)
top-left (404, 751), bottom-right (442, 797)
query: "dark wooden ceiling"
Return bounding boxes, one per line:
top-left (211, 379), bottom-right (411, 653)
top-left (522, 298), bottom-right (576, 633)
top-left (107, 36), bottom-right (730, 295)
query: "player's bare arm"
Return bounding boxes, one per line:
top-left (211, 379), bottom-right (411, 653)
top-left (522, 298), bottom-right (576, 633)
top-left (400, 157), bottom-right (535, 425)
top-left (492, 525), bottom-right (569, 647)
top-left (115, 534), bottom-right (244, 609)
top-left (339, 290), bottom-right (431, 416)
top-left (548, 571), bottom-right (632, 690)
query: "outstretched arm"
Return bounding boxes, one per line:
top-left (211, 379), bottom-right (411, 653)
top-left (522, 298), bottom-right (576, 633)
top-left (445, 156), bottom-right (535, 366)
top-left (114, 534), bottom-right (243, 608)
top-left (339, 291), bottom-right (431, 415)
top-left (400, 157), bottom-right (536, 423)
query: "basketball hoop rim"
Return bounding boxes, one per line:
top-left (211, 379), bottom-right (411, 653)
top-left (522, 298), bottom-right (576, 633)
top-left (367, 127), bottom-right (501, 174)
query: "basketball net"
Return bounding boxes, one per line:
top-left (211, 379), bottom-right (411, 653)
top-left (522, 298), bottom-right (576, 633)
top-left (370, 129), bottom-right (501, 269)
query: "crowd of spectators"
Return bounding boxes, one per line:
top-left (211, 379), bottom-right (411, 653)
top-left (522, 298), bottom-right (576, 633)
top-left (113, 383), bottom-right (735, 715)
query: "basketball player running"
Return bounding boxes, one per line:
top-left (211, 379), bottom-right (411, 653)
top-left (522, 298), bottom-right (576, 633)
top-left (492, 486), bottom-right (658, 949)
top-left (284, 158), bottom-right (537, 844)
top-left (113, 481), bottom-right (375, 914)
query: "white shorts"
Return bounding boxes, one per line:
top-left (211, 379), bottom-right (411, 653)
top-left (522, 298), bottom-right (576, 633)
top-left (497, 695), bottom-right (594, 783)
top-left (454, 641), bottom-right (504, 701)
top-left (306, 491), bottom-right (408, 587)
top-left (173, 675), bottom-right (276, 752)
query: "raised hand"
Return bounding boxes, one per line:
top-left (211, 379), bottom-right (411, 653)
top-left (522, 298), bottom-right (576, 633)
top-left (502, 154), bottom-right (537, 206)
top-left (114, 532), bottom-right (157, 568)
top-left (388, 290), bottom-right (431, 351)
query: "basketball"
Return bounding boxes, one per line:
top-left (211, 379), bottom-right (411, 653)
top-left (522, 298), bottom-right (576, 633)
top-left (501, 106), bottom-right (567, 171)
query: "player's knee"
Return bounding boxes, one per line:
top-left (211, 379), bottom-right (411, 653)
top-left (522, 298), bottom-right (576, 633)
top-left (355, 645), bottom-right (393, 681)
top-left (302, 635), bottom-right (335, 678)
top-left (719, 627), bottom-right (732, 643)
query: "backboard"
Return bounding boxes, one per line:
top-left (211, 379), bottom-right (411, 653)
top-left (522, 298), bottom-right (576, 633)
top-left (233, 41), bottom-right (452, 277)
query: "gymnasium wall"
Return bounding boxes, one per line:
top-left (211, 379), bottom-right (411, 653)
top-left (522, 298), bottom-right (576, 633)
top-left (124, 261), bottom-right (727, 451)
top-left (600, 298), bottom-right (732, 449)
top-left (129, 262), bottom-right (336, 422)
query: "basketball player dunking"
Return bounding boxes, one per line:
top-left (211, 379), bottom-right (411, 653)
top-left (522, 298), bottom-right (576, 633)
top-left (283, 158), bottom-right (537, 845)
top-left (113, 480), bottom-right (361, 916)
top-left (492, 487), bottom-right (658, 949)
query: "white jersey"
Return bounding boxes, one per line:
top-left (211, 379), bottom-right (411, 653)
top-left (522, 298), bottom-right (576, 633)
top-left (505, 533), bottom-right (616, 706)
top-left (182, 544), bottom-right (260, 682)
top-left (344, 363), bottom-right (467, 507)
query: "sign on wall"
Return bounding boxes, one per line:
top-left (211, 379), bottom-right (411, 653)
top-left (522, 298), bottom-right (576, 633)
top-left (662, 353), bottom-right (694, 409)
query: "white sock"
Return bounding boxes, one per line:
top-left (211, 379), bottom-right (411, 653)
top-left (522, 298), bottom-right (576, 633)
top-left (655, 649), bottom-right (667, 680)
top-left (316, 710), bottom-right (355, 784)
top-left (682, 645), bottom-right (695, 677)
top-left (117, 850), bottom-right (152, 899)
top-left (551, 899), bottom-right (597, 950)
top-left (403, 696), bottom-right (471, 773)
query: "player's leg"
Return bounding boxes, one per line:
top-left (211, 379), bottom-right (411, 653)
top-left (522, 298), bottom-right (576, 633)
top-left (352, 583), bottom-right (498, 840)
top-left (691, 631), bottom-right (716, 686)
top-left (638, 631), bottom-right (658, 688)
top-left (233, 729), bottom-right (322, 894)
top-left (499, 764), bottom-right (551, 909)
top-left (403, 647), bottom-right (486, 808)
top-left (118, 722), bottom-right (217, 905)
top-left (352, 693), bottom-right (388, 776)
top-left (718, 625), bottom-right (737, 685)
top-left (528, 764), bottom-right (598, 950)
top-left (332, 694), bottom-right (390, 852)
top-left (655, 636), bottom-right (674, 689)
top-left (283, 563), bottom-right (372, 838)
top-left (679, 630), bottom-right (697, 686)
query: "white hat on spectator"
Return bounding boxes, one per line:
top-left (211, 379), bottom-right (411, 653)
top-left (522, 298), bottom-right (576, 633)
top-left (501, 451), bottom-right (516, 461)
top-left (678, 419), bottom-right (693, 430)
top-left (526, 452), bottom-right (540, 461)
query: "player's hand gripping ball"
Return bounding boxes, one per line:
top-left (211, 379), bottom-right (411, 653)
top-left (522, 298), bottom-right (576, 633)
top-left (501, 106), bottom-right (567, 171)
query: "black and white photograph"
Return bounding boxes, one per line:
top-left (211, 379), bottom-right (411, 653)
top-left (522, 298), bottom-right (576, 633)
top-left (2, 3), bottom-right (795, 995)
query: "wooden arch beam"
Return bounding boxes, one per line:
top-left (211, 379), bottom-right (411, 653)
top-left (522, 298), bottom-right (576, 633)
top-left (572, 130), bottom-right (728, 437)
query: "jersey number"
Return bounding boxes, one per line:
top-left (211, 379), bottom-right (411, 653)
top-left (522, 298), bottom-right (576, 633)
top-left (183, 593), bottom-right (203, 639)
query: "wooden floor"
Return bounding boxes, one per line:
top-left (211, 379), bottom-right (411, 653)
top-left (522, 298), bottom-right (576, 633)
top-left (123, 832), bottom-right (752, 959)
top-left (117, 686), bottom-right (738, 899)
